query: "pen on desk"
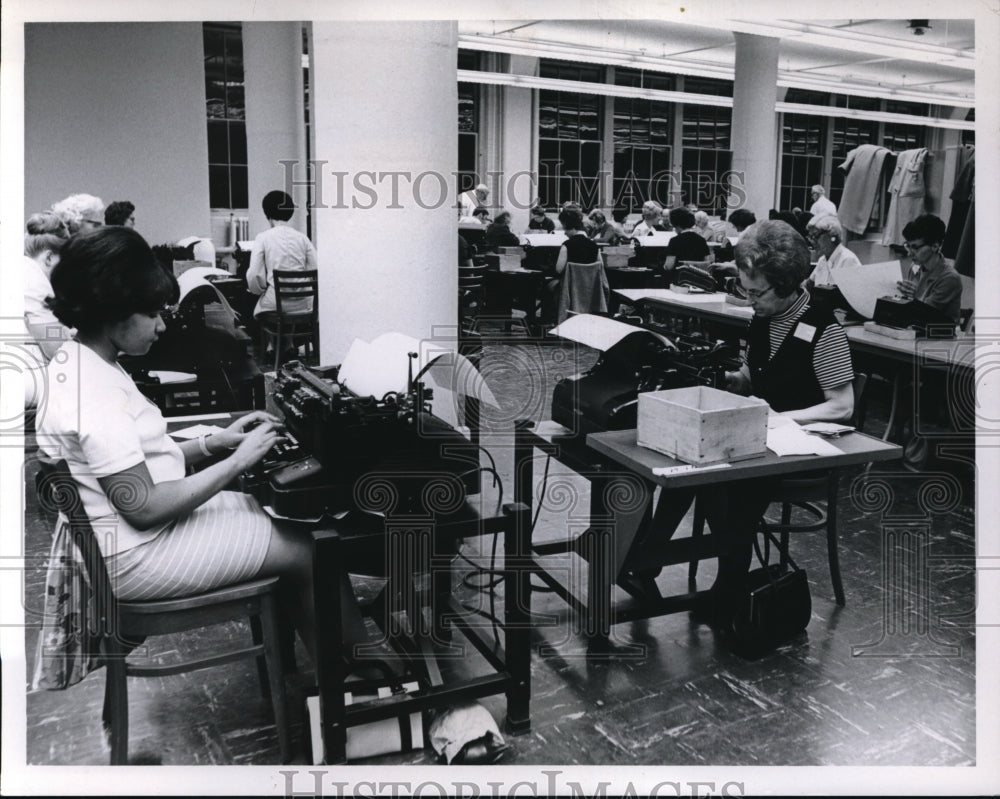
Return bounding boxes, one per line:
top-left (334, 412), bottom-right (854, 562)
top-left (652, 462), bottom-right (733, 476)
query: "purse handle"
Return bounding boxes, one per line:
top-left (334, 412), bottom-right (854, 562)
top-left (753, 520), bottom-right (803, 575)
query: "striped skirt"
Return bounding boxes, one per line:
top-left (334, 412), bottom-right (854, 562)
top-left (104, 491), bottom-right (274, 601)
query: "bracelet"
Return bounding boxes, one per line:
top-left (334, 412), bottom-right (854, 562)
top-left (198, 434), bottom-right (214, 457)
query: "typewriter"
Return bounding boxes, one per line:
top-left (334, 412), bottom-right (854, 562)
top-left (244, 360), bottom-right (481, 519)
top-left (551, 329), bottom-right (738, 435)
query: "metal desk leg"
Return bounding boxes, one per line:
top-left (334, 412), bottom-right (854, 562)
top-left (585, 467), bottom-right (616, 643)
top-left (503, 501), bottom-right (532, 734)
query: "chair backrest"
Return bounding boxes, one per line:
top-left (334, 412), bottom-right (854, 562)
top-left (558, 260), bottom-right (610, 322)
top-left (458, 264), bottom-right (487, 291)
top-left (35, 459), bottom-right (117, 636)
top-left (273, 269), bottom-right (318, 316)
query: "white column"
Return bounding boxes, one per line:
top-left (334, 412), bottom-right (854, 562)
top-left (243, 22), bottom-right (308, 236)
top-left (310, 21), bottom-right (457, 363)
top-left (728, 33), bottom-right (780, 216)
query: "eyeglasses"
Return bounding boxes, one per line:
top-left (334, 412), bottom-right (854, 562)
top-left (744, 285), bottom-right (776, 301)
top-left (82, 218), bottom-right (103, 227)
top-left (904, 240), bottom-right (929, 253)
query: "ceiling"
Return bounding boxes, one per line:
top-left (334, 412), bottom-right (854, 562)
top-left (457, 18), bottom-right (975, 108)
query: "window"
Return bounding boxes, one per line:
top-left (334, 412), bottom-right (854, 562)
top-left (457, 51), bottom-right (480, 194)
top-left (204, 23), bottom-right (248, 209)
top-left (538, 61), bottom-right (604, 208)
top-left (611, 68), bottom-right (673, 211)
top-left (681, 99), bottom-right (732, 212)
top-left (784, 88), bottom-right (831, 106)
top-left (962, 107), bottom-right (975, 146)
top-left (779, 113), bottom-right (825, 211)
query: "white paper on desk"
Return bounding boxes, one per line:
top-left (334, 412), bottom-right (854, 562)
top-left (830, 260), bottom-right (902, 320)
top-left (337, 332), bottom-right (499, 408)
top-left (766, 417), bottom-right (843, 456)
top-left (176, 266), bottom-right (233, 303)
top-left (549, 314), bottom-right (674, 351)
top-left (523, 233), bottom-right (566, 247)
top-left (169, 423), bottom-right (226, 440)
top-left (614, 288), bottom-right (723, 304)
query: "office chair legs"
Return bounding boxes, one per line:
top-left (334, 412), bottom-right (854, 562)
top-left (257, 594), bottom-right (292, 763)
top-left (103, 649), bottom-right (130, 765)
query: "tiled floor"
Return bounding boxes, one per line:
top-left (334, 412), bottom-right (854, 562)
top-left (21, 335), bottom-right (976, 767)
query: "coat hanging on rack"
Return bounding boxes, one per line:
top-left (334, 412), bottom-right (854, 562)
top-left (837, 144), bottom-right (892, 235)
top-left (943, 146), bottom-right (974, 268)
top-left (881, 148), bottom-right (930, 247)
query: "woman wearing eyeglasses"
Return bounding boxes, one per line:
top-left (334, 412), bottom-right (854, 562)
top-left (38, 226), bottom-right (368, 661)
top-left (804, 214), bottom-right (861, 288)
top-left (894, 214), bottom-right (963, 325)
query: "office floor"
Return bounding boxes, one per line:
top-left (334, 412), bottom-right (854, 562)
top-left (20, 333), bottom-right (976, 767)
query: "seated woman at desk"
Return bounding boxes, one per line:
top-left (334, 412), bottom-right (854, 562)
top-left (38, 227), bottom-right (368, 662)
top-left (631, 220), bottom-right (854, 630)
top-left (895, 214), bottom-right (963, 325)
top-left (24, 211), bottom-right (72, 408)
top-left (586, 210), bottom-right (621, 245)
top-left (542, 207), bottom-right (600, 322)
top-left (803, 214), bottom-right (861, 289)
top-left (483, 210), bottom-right (521, 250)
top-left (630, 200), bottom-right (668, 238)
top-left (662, 207), bottom-right (713, 273)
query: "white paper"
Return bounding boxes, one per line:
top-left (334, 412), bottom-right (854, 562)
top-left (614, 288), bottom-right (725, 304)
top-left (148, 370), bottom-right (197, 384)
top-left (766, 421), bottom-right (843, 456)
top-left (549, 314), bottom-right (674, 351)
top-left (169, 423), bottom-right (226, 440)
top-left (337, 332), bottom-right (499, 407)
top-left (830, 260), bottom-right (903, 320)
top-left (175, 265), bottom-right (233, 303)
top-left (523, 233), bottom-right (567, 247)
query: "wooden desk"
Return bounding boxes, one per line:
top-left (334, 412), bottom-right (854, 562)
top-left (515, 421), bottom-right (900, 643)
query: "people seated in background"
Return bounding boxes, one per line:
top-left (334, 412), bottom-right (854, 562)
top-left (627, 220), bottom-right (854, 629)
top-left (769, 208), bottom-right (810, 240)
top-left (526, 206), bottom-right (555, 233)
top-left (804, 214), bottom-right (861, 288)
top-left (246, 190), bottom-right (317, 319)
top-left (658, 207), bottom-right (675, 231)
top-left (713, 208), bottom-right (757, 261)
top-left (51, 193), bottom-right (105, 235)
top-left (483, 210), bottom-right (521, 250)
top-left (693, 210), bottom-right (711, 239)
top-left (610, 208), bottom-right (630, 238)
top-left (587, 210), bottom-right (621, 245)
top-left (458, 183), bottom-right (490, 220)
top-left (543, 207), bottom-right (600, 322)
top-left (458, 234), bottom-right (473, 267)
top-left (472, 207), bottom-right (492, 226)
top-left (104, 200), bottom-right (136, 227)
top-left (809, 184), bottom-right (837, 218)
top-left (662, 207), bottom-right (713, 276)
top-left (630, 200), bottom-right (668, 237)
top-left (895, 214), bottom-right (963, 325)
top-left (23, 212), bottom-right (73, 408)
top-left (37, 226), bottom-right (369, 663)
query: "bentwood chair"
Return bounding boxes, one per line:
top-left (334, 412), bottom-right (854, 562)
top-left (689, 374), bottom-right (869, 606)
top-left (257, 269), bottom-right (319, 371)
top-left (34, 459), bottom-right (292, 764)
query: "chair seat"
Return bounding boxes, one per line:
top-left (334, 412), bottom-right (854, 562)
top-left (117, 576), bottom-right (282, 616)
top-left (258, 311), bottom-right (315, 325)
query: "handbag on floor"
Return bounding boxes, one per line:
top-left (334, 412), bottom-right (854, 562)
top-left (728, 523), bottom-right (812, 659)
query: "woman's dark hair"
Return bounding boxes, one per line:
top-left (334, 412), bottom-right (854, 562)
top-left (729, 209), bottom-right (757, 231)
top-left (491, 210), bottom-right (512, 226)
top-left (47, 227), bottom-right (179, 334)
top-left (611, 208), bottom-right (628, 223)
top-left (558, 207), bottom-right (585, 231)
top-left (262, 190), bottom-right (295, 222)
top-left (473, 207), bottom-right (491, 218)
top-left (668, 207), bottom-right (695, 230)
top-left (104, 200), bottom-right (135, 226)
top-left (735, 220), bottom-right (810, 298)
top-left (902, 214), bottom-right (947, 246)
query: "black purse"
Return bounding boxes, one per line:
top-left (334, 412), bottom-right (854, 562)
top-left (728, 523), bottom-right (812, 659)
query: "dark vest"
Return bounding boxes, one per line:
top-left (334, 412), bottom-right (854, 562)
top-left (747, 301), bottom-right (834, 412)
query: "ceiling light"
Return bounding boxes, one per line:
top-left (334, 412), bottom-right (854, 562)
top-left (908, 20), bottom-right (932, 36)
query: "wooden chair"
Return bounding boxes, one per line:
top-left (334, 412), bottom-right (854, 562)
top-left (257, 269), bottom-right (319, 371)
top-left (458, 263), bottom-right (487, 331)
top-left (35, 459), bottom-right (292, 764)
top-left (556, 260), bottom-right (610, 323)
top-left (689, 375), bottom-right (869, 606)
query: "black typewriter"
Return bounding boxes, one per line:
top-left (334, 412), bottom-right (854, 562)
top-left (551, 330), bottom-right (738, 435)
top-left (244, 360), bottom-right (481, 519)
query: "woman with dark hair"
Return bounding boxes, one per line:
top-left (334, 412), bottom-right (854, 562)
top-left (586, 210), bottom-right (621, 245)
top-left (543, 207), bottom-right (600, 322)
top-left (483, 210), bottom-right (520, 250)
top-left (895, 214), bottom-right (962, 324)
top-left (38, 227), bottom-right (364, 659)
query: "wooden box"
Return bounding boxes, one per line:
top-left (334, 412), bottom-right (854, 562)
top-left (637, 386), bottom-right (769, 464)
top-left (603, 245), bottom-right (634, 268)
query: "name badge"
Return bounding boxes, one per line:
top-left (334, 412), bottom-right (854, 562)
top-left (793, 322), bottom-right (816, 343)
